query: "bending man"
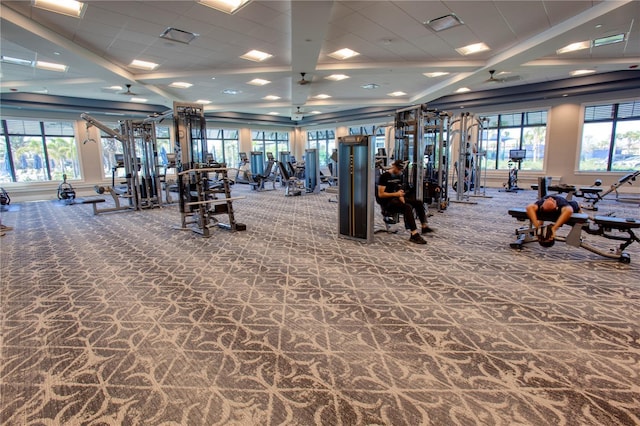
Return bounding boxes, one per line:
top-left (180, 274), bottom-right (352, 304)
top-left (526, 194), bottom-right (581, 244)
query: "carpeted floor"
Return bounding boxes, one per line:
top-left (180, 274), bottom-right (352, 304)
top-left (1, 182), bottom-right (639, 425)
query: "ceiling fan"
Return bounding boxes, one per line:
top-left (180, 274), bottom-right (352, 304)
top-left (291, 106), bottom-right (305, 120)
top-left (119, 84), bottom-right (138, 95)
top-left (297, 73), bottom-right (311, 86)
top-left (485, 70), bottom-right (521, 84)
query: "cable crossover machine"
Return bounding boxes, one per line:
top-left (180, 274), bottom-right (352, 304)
top-left (81, 113), bottom-right (166, 214)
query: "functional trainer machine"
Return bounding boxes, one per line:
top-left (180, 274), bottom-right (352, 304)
top-left (81, 114), bottom-right (142, 214)
top-left (394, 104), bottom-right (451, 212)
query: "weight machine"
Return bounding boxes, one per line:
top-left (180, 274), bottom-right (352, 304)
top-left (173, 101), bottom-right (245, 236)
top-left (337, 135), bottom-right (375, 243)
top-left (394, 104), bottom-right (451, 212)
top-left (304, 148), bottom-right (321, 194)
top-left (81, 113), bottom-right (138, 214)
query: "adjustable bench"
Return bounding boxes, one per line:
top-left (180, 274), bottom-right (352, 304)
top-left (508, 207), bottom-right (640, 263)
top-left (508, 207), bottom-right (588, 249)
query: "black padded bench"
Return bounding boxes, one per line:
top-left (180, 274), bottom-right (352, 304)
top-left (507, 207), bottom-right (588, 224)
top-left (593, 215), bottom-right (640, 230)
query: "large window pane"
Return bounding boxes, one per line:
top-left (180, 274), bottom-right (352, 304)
top-left (521, 126), bottom-right (545, 170)
top-left (611, 119), bottom-right (640, 170)
top-left (0, 136), bottom-right (11, 183)
top-left (10, 135), bottom-right (47, 182)
top-left (497, 129), bottom-right (520, 169)
top-left (580, 122), bottom-right (613, 171)
top-left (46, 136), bottom-right (80, 180)
top-left (482, 111), bottom-right (546, 170)
top-left (579, 100), bottom-right (640, 171)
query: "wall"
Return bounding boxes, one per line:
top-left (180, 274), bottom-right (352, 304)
top-left (2, 96), bottom-right (639, 202)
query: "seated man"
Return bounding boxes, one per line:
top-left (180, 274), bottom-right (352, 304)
top-left (377, 160), bottom-right (433, 245)
top-left (526, 194), bottom-right (581, 245)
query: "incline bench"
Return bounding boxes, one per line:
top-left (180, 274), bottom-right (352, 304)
top-left (508, 207), bottom-right (640, 263)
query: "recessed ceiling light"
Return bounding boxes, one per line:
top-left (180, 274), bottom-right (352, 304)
top-left (130, 98), bottom-right (148, 103)
top-left (222, 89), bottom-right (241, 95)
top-left (328, 48), bottom-right (360, 60)
top-left (361, 83), bottom-right (380, 89)
top-left (556, 41), bottom-right (590, 54)
top-left (197, 0), bottom-right (252, 14)
top-left (103, 85), bottom-right (123, 91)
top-left (325, 74), bottom-right (350, 81)
top-left (423, 13), bottom-right (464, 32)
top-left (268, 112), bottom-right (280, 115)
top-left (387, 91), bottom-right (406, 97)
top-left (313, 94), bottom-right (331, 99)
top-left (263, 95), bottom-right (281, 100)
top-left (196, 99), bottom-right (211, 104)
top-left (423, 72), bottom-right (450, 78)
top-left (456, 87), bottom-right (471, 93)
top-left (570, 69), bottom-right (596, 76)
top-left (160, 27), bottom-right (199, 45)
top-left (1, 56), bottom-right (33, 67)
top-left (169, 82), bottom-right (193, 88)
top-left (130, 59), bottom-right (159, 70)
top-left (32, 0), bottom-right (86, 18)
top-left (592, 33), bottom-right (625, 47)
top-left (240, 50), bottom-right (272, 62)
top-left (455, 43), bottom-right (490, 56)
top-left (247, 78), bottom-right (271, 86)
top-left (310, 111), bottom-right (322, 114)
top-left (35, 61), bottom-right (68, 72)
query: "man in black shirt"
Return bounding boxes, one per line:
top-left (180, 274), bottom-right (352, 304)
top-left (526, 194), bottom-right (581, 245)
top-left (377, 160), bottom-right (433, 244)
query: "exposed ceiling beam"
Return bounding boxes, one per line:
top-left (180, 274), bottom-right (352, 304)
top-left (290, 1), bottom-right (334, 110)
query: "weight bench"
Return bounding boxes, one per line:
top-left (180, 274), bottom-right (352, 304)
top-left (61, 197), bottom-right (106, 214)
top-left (508, 207), bottom-right (640, 263)
top-left (508, 207), bottom-right (588, 249)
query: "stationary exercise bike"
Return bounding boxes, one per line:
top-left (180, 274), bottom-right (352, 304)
top-left (57, 174), bottom-right (76, 203)
top-left (502, 149), bottom-right (526, 192)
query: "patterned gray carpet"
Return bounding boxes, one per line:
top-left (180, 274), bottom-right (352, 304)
top-left (1, 182), bottom-right (639, 425)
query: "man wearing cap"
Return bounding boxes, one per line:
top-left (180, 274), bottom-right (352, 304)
top-left (377, 160), bottom-right (434, 244)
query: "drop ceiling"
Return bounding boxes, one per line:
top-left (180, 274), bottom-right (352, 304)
top-left (1, 0), bottom-right (639, 123)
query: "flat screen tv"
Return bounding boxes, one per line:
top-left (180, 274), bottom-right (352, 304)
top-left (509, 149), bottom-right (526, 161)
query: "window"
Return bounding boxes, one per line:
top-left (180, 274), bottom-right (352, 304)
top-left (99, 122), bottom-right (122, 179)
top-left (206, 128), bottom-right (239, 166)
top-left (0, 119), bottom-right (80, 183)
top-left (156, 125), bottom-right (172, 165)
top-left (307, 129), bottom-right (335, 166)
top-left (483, 110), bottom-right (547, 170)
top-left (348, 125), bottom-right (386, 152)
top-left (251, 130), bottom-right (289, 163)
top-left (579, 100), bottom-right (640, 171)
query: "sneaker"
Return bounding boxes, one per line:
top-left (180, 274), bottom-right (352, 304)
top-left (421, 226), bottom-right (434, 234)
top-left (409, 233), bottom-right (427, 244)
top-left (0, 224), bottom-right (13, 231)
